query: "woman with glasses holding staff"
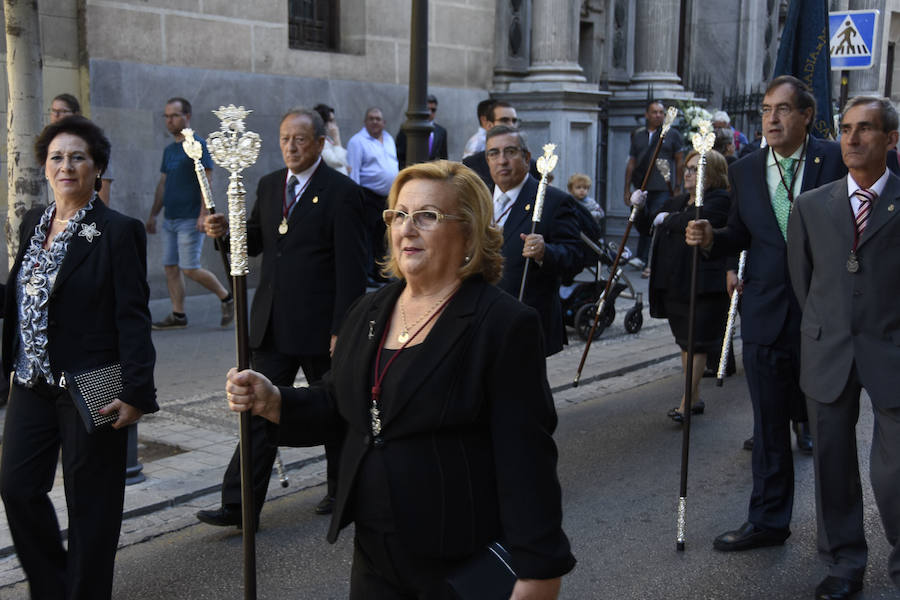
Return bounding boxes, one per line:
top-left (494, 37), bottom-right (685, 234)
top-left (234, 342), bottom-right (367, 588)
top-left (635, 149), bottom-right (732, 422)
top-left (224, 160), bottom-right (575, 598)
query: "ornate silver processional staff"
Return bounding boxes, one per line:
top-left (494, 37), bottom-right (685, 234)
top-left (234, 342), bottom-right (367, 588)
top-left (716, 250), bottom-right (747, 386)
top-left (676, 120), bottom-right (715, 552)
top-left (181, 129), bottom-right (232, 289)
top-left (206, 105), bottom-right (262, 599)
top-left (518, 143), bottom-right (559, 301)
top-left (184, 128), bottom-right (291, 490)
top-left (574, 106), bottom-right (679, 386)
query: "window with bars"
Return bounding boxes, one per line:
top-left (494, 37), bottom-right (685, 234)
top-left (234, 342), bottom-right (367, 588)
top-left (288, 0), bottom-right (338, 51)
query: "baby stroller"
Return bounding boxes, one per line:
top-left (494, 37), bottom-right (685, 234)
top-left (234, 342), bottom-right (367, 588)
top-left (560, 232), bottom-right (644, 341)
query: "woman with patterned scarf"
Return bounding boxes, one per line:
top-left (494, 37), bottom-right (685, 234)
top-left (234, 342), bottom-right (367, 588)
top-left (0, 116), bottom-right (157, 599)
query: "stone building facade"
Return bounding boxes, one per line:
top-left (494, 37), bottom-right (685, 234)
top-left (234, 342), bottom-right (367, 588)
top-left (4, 0), bottom-right (900, 294)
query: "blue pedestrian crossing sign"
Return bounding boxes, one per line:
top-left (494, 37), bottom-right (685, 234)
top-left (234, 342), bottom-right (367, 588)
top-left (830, 10), bottom-right (880, 70)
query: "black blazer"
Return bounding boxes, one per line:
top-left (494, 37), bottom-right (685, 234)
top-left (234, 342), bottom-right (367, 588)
top-left (274, 277), bottom-right (576, 579)
top-left (788, 174), bottom-right (900, 407)
top-left (246, 163), bottom-right (368, 356)
top-left (495, 176), bottom-right (582, 356)
top-left (395, 122), bottom-right (449, 167)
top-left (708, 137), bottom-right (846, 346)
top-left (2, 202), bottom-right (157, 413)
top-left (636, 189), bottom-right (731, 318)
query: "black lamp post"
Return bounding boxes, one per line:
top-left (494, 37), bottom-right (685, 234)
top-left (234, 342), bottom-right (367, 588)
top-left (401, 0), bottom-right (432, 166)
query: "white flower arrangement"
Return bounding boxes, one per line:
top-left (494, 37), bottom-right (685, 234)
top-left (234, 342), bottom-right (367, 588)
top-left (676, 103), bottom-right (713, 142)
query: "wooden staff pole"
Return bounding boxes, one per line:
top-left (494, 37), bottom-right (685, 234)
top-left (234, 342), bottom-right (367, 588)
top-left (676, 123), bottom-right (715, 551)
top-left (574, 106), bottom-right (679, 387)
top-left (207, 106), bottom-right (262, 599)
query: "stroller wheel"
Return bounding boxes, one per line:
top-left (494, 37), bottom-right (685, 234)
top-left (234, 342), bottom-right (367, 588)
top-left (575, 303), bottom-right (614, 341)
top-left (624, 306), bottom-right (643, 333)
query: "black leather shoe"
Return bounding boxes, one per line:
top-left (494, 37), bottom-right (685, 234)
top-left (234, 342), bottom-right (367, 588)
top-left (794, 421), bottom-right (813, 454)
top-left (315, 495), bottom-right (335, 515)
top-left (815, 575), bottom-right (862, 599)
top-left (197, 506), bottom-right (259, 531)
top-left (667, 400), bottom-right (705, 423)
top-left (743, 436), bottom-right (754, 451)
top-left (713, 521), bottom-right (789, 551)
top-left (196, 506), bottom-right (242, 527)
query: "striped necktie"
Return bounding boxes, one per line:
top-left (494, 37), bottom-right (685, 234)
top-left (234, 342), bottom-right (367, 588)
top-left (852, 188), bottom-right (876, 238)
top-left (494, 193), bottom-right (511, 226)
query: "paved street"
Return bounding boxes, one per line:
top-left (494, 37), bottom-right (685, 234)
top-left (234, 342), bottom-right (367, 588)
top-left (0, 271), bottom-right (896, 598)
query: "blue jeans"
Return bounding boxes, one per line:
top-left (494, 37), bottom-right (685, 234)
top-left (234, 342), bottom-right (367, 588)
top-left (161, 217), bottom-right (203, 269)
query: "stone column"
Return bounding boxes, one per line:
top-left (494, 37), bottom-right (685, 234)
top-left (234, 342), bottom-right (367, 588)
top-left (493, 0), bottom-right (605, 213)
top-left (630, 0), bottom-right (682, 90)
top-left (526, 0), bottom-right (585, 81)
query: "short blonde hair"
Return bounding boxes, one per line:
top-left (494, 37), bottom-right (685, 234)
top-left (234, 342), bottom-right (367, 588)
top-left (685, 149), bottom-right (730, 192)
top-left (567, 173), bottom-right (591, 191)
top-left (380, 160), bottom-right (504, 284)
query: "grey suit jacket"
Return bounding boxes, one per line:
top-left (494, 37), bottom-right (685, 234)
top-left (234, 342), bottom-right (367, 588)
top-left (787, 173), bottom-right (900, 408)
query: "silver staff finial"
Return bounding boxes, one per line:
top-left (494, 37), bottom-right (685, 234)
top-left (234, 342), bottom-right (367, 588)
top-left (208, 105), bottom-right (261, 276)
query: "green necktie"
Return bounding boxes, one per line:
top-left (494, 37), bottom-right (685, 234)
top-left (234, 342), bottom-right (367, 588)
top-left (772, 156), bottom-right (795, 239)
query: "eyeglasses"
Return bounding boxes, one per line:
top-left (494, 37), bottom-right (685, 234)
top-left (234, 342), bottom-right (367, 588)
top-left (485, 146), bottom-right (523, 161)
top-left (684, 166), bottom-right (698, 175)
top-left (383, 209), bottom-right (464, 230)
top-left (50, 108), bottom-right (74, 118)
top-left (760, 104), bottom-right (795, 118)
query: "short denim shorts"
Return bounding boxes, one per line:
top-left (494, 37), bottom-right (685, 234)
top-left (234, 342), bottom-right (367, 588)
top-left (161, 217), bottom-right (204, 270)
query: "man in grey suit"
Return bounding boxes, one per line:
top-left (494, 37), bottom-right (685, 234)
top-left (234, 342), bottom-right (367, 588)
top-left (787, 96), bottom-right (900, 600)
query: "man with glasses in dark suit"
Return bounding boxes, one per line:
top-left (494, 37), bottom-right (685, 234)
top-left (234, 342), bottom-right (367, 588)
top-left (485, 125), bottom-right (581, 356)
top-left (686, 75), bottom-right (846, 557)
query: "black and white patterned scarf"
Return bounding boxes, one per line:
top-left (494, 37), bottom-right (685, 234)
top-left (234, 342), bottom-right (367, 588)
top-left (14, 196), bottom-right (95, 387)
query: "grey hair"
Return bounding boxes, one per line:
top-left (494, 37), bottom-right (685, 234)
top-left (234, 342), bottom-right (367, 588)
top-left (712, 110), bottom-right (730, 124)
top-left (485, 125), bottom-right (529, 154)
top-left (842, 96), bottom-right (899, 133)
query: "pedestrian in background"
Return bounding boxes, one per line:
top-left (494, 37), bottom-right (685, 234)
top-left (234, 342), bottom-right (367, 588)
top-left (47, 93), bottom-right (114, 204)
top-left (146, 97), bottom-right (233, 330)
top-left (314, 103), bottom-right (351, 176)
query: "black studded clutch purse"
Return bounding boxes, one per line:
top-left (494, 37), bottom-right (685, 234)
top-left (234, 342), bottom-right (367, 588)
top-left (62, 363), bottom-right (122, 433)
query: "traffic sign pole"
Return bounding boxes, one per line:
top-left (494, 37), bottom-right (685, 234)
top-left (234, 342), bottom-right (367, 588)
top-left (840, 70), bottom-right (849, 111)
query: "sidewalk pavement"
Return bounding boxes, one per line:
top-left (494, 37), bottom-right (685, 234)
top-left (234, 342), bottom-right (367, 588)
top-left (0, 265), bottom-right (723, 586)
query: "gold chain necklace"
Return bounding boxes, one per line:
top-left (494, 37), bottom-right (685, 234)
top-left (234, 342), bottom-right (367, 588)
top-left (398, 286), bottom-right (458, 343)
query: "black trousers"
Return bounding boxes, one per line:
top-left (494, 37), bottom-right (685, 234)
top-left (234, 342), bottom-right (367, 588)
top-left (742, 330), bottom-right (804, 532)
top-left (808, 364), bottom-right (900, 587)
top-left (0, 381), bottom-right (128, 600)
top-left (349, 526), bottom-right (466, 600)
top-left (220, 346), bottom-right (339, 514)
